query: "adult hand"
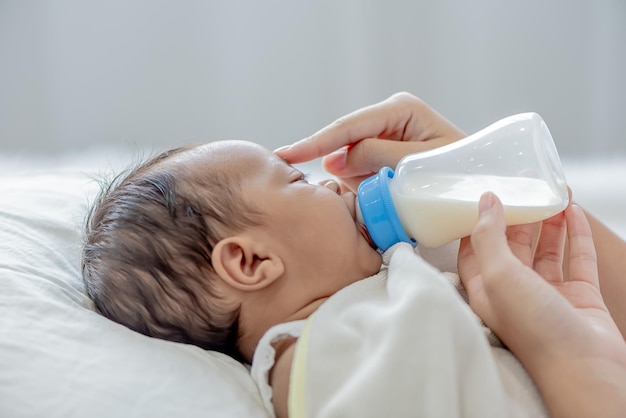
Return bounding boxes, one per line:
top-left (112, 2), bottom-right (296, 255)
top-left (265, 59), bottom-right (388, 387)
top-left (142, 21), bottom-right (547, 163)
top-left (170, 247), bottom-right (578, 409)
top-left (275, 92), bottom-right (465, 192)
top-left (458, 193), bottom-right (626, 418)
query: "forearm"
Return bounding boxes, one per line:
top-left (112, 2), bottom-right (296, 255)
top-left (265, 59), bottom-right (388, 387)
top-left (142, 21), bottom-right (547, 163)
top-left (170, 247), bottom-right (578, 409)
top-left (529, 356), bottom-right (626, 418)
top-left (585, 210), bottom-right (626, 338)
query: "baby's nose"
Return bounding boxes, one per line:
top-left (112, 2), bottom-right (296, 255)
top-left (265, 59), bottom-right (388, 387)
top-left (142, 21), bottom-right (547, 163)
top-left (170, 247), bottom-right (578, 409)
top-left (319, 179), bottom-right (340, 194)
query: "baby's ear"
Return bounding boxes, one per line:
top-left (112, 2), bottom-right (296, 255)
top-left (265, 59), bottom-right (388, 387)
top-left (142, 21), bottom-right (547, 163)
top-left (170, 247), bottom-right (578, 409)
top-left (212, 236), bottom-right (284, 291)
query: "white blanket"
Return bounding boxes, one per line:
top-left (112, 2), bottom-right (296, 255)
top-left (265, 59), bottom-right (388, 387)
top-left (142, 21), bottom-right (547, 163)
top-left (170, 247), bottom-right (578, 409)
top-left (288, 243), bottom-right (547, 418)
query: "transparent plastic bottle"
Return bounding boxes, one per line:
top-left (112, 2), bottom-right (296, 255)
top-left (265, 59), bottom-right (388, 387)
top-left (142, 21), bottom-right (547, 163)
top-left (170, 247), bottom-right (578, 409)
top-left (356, 112), bottom-right (569, 250)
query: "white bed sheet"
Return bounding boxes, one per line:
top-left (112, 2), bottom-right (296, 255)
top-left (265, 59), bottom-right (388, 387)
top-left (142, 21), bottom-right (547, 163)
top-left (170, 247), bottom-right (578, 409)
top-left (0, 158), bottom-right (270, 418)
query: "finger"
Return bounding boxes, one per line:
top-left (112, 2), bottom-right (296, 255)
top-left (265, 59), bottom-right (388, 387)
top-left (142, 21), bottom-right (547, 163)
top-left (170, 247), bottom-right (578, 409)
top-left (564, 204), bottom-right (599, 287)
top-left (457, 235), bottom-right (479, 287)
top-left (504, 223), bottom-right (535, 267)
top-left (469, 194), bottom-right (562, 346)
top-left (275, 92), bottom-right (423, 164)
top-left (322, 136), bottom-right (455, 179)
top-left (471, 193), bottom-right (518, 281)
top-left (533, 211), bottom-right (566, 283)
top-left (467, 193), bottom-right (519, 330)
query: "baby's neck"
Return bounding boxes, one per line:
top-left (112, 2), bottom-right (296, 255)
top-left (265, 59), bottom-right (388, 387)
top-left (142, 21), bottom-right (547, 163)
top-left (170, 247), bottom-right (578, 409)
top-left (239, 296), bottom-right (329, 362)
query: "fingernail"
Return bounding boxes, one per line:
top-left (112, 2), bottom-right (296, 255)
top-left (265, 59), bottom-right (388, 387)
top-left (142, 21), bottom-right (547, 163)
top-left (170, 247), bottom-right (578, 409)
top-left (478, 192), bottom-right (496, 214)
top-left (273, 145), bottom-right (291, 154)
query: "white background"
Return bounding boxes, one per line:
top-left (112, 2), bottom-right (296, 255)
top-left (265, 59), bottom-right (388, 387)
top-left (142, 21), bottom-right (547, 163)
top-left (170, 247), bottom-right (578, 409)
top-left (1, 0), bottom-right (624, 157)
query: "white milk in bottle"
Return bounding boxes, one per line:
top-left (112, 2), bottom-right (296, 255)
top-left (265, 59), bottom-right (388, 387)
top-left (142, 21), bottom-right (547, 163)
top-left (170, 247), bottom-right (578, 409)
top-left (356, 113), bottom-right (569, 251)
top-left (392, 173), bottom-right (566, 248)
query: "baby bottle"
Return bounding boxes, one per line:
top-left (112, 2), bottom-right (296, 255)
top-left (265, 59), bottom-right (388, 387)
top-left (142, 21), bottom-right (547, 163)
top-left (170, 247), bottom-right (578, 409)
top-left (356, 112), bottom-right (569, 250)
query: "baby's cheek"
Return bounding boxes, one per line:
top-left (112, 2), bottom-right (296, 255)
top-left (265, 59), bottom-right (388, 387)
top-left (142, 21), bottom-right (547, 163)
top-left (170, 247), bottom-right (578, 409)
top-left (362, 250), bottom-right (383, 276)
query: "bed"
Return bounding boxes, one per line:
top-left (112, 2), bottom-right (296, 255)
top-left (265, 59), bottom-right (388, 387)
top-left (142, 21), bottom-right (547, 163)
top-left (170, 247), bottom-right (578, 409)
top-left (1, 149), bottom-right (624, 417)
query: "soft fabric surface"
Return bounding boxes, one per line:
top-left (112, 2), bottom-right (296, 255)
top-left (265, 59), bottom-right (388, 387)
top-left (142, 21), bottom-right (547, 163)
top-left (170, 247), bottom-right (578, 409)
top-left (290, 243), bottom-right (546, 418)
top-left (0, 170), bottom-right (268, 418)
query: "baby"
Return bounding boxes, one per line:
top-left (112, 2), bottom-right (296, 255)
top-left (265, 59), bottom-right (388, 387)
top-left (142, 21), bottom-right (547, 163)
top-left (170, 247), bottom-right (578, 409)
top-left (82, 140), bottom-right (543, 418)
top-left (82, 140), bottom-right (382, 363)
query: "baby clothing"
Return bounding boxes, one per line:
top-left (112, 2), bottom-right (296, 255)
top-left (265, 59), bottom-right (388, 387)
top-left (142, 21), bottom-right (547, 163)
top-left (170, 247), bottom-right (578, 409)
top-left (250, 243), bottom-right (543, 418)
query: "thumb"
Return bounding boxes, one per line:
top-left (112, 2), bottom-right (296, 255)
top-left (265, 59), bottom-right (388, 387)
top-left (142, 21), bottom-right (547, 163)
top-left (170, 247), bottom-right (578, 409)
top-left (470, 193), bottom-right (577, 361)
top-left (471, 193), bottom-right (513, 279)
top-left (469, 192), bottom-right (523, 337)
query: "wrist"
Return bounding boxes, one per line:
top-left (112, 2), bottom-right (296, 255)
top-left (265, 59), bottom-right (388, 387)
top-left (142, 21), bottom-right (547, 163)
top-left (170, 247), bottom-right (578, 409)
top-left (530, 355), bottom-right (626, 418)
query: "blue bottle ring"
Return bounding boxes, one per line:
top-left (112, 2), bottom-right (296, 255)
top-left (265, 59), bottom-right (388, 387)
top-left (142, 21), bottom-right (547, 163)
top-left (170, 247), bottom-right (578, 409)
top-left (357, 167), bottom-right (414, 251)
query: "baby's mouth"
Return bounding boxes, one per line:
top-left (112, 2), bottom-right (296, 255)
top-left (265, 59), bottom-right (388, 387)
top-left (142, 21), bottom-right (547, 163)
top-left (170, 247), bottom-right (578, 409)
top-left (358, 222), bottom-right (377, 250)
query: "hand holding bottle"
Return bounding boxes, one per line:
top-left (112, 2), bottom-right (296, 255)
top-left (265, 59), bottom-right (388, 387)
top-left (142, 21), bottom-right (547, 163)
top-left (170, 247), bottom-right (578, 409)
top-left (275, 92), bottom-right (464, 192)
top-left (458, 193), bottom-right (626, 418)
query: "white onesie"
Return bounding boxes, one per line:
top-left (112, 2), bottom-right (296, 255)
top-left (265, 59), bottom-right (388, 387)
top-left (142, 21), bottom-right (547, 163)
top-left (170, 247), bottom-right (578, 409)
top-left (248, 241), bottom-right (462, 417)
top-left (248, 241), bottom-right (526, 417)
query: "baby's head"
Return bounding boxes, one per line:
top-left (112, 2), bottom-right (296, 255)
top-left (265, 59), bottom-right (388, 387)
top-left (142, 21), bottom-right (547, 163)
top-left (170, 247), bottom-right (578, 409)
top-left (82, 140), bottom-right (381, 362)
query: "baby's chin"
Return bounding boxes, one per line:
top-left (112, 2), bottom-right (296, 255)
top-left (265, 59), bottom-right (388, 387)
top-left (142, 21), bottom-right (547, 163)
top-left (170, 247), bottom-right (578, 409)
top-left (361, 246), bottom-right (383, 277)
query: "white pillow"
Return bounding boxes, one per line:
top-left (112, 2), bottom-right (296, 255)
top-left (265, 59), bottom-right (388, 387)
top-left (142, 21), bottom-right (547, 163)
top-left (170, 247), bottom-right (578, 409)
top-left (0, 169), bottom-right (268, 418)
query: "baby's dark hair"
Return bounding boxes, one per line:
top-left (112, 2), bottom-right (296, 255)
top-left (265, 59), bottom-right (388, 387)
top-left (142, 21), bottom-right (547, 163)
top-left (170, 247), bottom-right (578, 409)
top-left (81, 145), bottom-right (259, 361)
